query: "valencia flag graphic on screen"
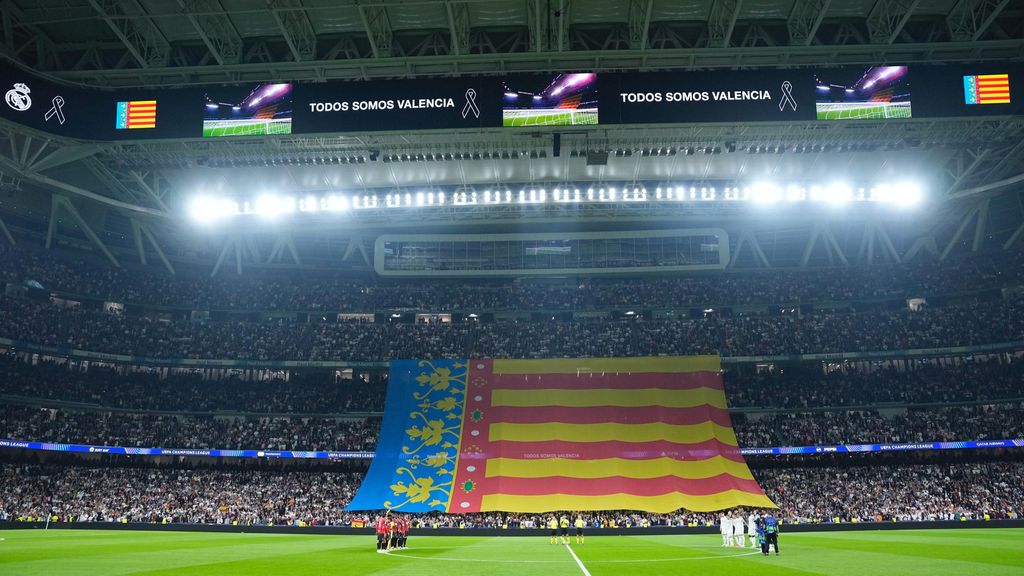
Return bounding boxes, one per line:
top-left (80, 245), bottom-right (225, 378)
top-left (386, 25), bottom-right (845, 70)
top-left (347, 356), bottom-right (775, 513)
top-left (963, 74), bottom-right (1011, 105)
top-left (115, 100), bottom-right (157, 129)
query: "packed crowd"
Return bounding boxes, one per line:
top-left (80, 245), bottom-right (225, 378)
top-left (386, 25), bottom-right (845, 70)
top-left (2, 295), bottom-right (1022, 360)
top-left (2, 460), bottom-right (1020, 526)
top-left (0, 404), bottom-right (379, 451)
top-left (0, 359), bottom-right (384, 413)
top-left (3, 242), bottom-right (1023, 313)
top-left (733, 403), bottom-right (1024, 447)
top-left (725, 359), bottom-right (1024, 408)
top-left (758, 461), bottom-right (1024, 523)
top-left (0, 464), bottom-right (362, 525)
top-left (3, 401), bottom-right (1020, 453)
top-left (2, 355), bottom-right (1021, 416)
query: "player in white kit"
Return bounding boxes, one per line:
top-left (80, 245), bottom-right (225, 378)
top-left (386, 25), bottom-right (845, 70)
top-left (720, 513), bottom-right (731, 546)
top-left (732, 512), bottom-right (745, 547)
top-left (747, 512), bottom-right (759, 548)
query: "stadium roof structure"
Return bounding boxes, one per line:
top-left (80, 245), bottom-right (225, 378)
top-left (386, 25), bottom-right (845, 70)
top-left (0, 0), bottom-right (1022, 275)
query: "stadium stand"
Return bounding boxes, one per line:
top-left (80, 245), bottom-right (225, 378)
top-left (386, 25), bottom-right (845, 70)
top-left (1, 1), bottom-right (1023, 573)
top-left (3, 242), bottom-right (1023, 312)
top-left (1, 293), bottom-right (1022, 360)
top-left (3, 456), bottom-right (1021, 526)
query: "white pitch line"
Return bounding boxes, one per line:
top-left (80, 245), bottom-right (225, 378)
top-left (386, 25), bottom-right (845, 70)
top-left (563, 543), bottom-right (592, 576)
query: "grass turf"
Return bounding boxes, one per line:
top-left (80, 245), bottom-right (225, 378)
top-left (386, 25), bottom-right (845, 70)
top-left (202, 120), bottom-right (293, 137)
top-left (815, 102), bottom-right (912, 120)
top-left (1, 528), bottom-right (1021, 575)
top-left (502, 109), bottom-right (598, 126)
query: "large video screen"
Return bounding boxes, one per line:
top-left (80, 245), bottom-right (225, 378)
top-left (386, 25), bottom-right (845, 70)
top-left (502, 73), bottom-right (598, 127)
top-left (814, 66), bottom-right (911, 120)
top-left (202, 83), bottom-right (293, 137)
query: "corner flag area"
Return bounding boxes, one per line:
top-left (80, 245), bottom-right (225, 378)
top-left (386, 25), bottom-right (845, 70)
top-left (2, 529), bottom-right (1022, 575)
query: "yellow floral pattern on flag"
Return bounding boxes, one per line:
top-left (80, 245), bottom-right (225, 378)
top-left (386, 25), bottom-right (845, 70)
top-left (383, 360), bottom-right (467, 510)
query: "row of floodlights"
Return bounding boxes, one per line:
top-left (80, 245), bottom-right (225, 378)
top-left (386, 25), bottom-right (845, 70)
top-left (188, 181), bottom-right (923, 223)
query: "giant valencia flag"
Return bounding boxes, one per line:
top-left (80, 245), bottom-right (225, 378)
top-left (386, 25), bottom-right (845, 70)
top-left (347, 357), bottom-right (775, 513)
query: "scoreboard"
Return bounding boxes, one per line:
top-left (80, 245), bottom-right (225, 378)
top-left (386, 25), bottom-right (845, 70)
top-left (0, 60), bottom-right (1019, 141)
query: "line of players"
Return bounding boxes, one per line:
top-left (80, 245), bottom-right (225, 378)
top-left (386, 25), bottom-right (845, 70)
top-left (720, 511), bottom-right (779, 556)
top-left (375, 511), bottom-right (410, 552)
top-left (548, 514), bottom-right (587, 544)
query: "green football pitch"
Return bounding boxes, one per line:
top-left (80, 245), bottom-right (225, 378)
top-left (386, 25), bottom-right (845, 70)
top-left (202, 119), bottom-right (293, 137)
top-left (815, 102), bottom-right (912, 120)
top-left (502, 109), bottom-right (598, 126)
top-left (1, 528), bottom-right (1022, 575)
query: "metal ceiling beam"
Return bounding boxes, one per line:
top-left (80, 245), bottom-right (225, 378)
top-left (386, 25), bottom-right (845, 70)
top-left (947, 0), bottom-right (1010, 41)
top-left (357, 1), bottom-right (393, 58)
top-left (49, 195), bottom-right (120, 267)
top-left (342, 235), bottom-right (370, 265)
top-left (867, 0), bottom-right (920, 44)
top-left (268, 0), bottom-right (317, 61)
top-left (445, 1), bottom-right (470, 56)
top-left (628, 0), bottom-right (654, 50)
top-left (131, 217), bottom-right (146, 265)
top-left (51, 38), bottom-right (1024, 87)
top-left (903, 233), bottom-right (938, 261)
top-left (554, 0), bottom-right (570, 52)
top-left (708, 0), bottom-right (743, 48)
top-left (28, 144), bottom-right (106, 173)
top-left (940, 203), bottom-right (980, 260)
top-left (0, 128), bottom-right (164, 217)
top-left (971, 196), bottom-right (990, 251)
top-left (787, 0), bottom-right (831, 46)
top-left (799, 221), bottom-right (823, 267)
top-left (177, 0), bottom-right (242, 65)
top-left (0, 0), bottom-right (61, 70)
top-left (1004, 220), bottom-right (1024, 250)
top-left (950, 171), bottom-right (1024, 201)
top-left (0, 213), bottom-right (14, 245)
top-left (821, 224), bottom-right (848, 266)
top-left (729, 229), bottom-right (770, 268)
top-left (527, 0), bottom-right (544, 52)
top-left (86, 0), bottom-right (169, 68)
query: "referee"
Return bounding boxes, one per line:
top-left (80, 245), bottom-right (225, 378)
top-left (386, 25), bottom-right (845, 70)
top-left (548, 516), bottom-right (559, 544)
top-left (763, 513), bottom-right (780, 555)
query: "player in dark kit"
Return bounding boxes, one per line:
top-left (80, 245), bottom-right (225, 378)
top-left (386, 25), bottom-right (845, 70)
top-left (397, 516), bottom-right (408, 549)
top-left (388, 516), bottom-right (399, 550)
top-left (375, 513), bottom-right (389, 552)
top-left (763, 513), bottom-right (780, 555)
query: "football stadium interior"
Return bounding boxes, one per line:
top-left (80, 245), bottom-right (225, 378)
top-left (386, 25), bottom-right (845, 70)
top-left (0, 1), bottom-right (1023, 574)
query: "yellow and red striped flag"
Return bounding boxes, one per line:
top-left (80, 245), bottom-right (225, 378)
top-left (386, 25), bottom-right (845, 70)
top-left (963, 74), bottom-right (1011, 105)
top-left (115, 100), bottom-right (157, 129)
top-left (348, 357), bottom-right (776, 514)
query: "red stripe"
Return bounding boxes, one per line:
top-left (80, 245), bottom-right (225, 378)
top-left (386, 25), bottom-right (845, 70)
top-left (479, 438), bottom-right (745, 462)
top-left (489, 405), bottom-right (733, 427)
top-left (492, 371), bottom-right (722, 391)
top-left (480, 473), bottom-right (765, 497)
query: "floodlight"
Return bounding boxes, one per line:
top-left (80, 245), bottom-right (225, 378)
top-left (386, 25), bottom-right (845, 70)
top-left (751, 182), bottom-right (782, 203)
top-left (254, 194), bottom-right (282, 218)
